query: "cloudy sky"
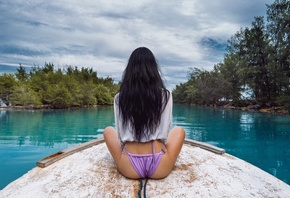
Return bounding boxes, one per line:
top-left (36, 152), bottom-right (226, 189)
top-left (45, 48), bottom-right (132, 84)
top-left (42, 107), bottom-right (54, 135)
top-left (0, 0), bottom-right (275, 90)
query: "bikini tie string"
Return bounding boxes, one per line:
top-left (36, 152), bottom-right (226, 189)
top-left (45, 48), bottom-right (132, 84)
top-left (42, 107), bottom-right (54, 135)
top-left (137, 178), bottom-right (149, 198)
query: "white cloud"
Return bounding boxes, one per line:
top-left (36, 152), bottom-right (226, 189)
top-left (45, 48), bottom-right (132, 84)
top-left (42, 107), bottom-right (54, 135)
top-left (0, 0), bottom-right (275, 90)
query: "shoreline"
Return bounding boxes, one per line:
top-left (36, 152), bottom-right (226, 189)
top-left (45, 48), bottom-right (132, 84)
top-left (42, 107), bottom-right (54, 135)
top-left (0, 104), bottom-right (99, 111)
top-left (1, 104), bottom-right (289, 115)
top-left (223, 104), bottom-right (290, 115)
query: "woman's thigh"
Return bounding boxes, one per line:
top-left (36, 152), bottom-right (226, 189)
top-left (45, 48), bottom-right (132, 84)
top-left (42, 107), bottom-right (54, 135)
top-left (103, 127), bottom-right (122, 164)
top-left (151, 126), bottom-right (186, 179)
top-left (150, 154), bottom-right (174, 179)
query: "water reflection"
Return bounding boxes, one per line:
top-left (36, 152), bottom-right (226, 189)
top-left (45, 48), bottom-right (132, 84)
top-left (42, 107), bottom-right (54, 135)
top-left (173, 104), bottom-right (243, 143)
top-left (240, 113), bottom-right (254, 131)
top-left (0, 106), bottom-right (114, 147)
top-left (239, 113), bottom-right (256, 141)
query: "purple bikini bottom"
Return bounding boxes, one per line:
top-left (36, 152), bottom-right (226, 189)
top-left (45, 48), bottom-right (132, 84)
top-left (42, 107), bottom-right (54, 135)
top-left (122, 141), bottom-right (166, 178)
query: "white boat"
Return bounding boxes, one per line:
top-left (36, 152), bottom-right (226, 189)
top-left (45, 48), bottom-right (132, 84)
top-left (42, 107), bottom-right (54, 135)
top-left (0, 138), bottom-right (289, 198)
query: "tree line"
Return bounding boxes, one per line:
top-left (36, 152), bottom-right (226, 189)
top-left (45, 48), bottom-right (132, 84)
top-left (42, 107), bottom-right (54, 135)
top-left (0, 63), bottom-right (119, 108)
top-left (173, 0), bottom-right (290, 111)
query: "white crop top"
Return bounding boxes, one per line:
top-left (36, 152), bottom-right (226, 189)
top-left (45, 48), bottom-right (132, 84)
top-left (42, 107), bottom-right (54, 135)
top-left (114, 92), bottom-right (172, 147)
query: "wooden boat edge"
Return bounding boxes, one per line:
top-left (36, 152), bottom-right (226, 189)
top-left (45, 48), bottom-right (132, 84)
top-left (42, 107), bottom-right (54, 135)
top-left (36, 138), bottom-right (225, 168)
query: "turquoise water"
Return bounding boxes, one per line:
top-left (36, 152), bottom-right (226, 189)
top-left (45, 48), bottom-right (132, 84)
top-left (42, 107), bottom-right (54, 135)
top-left (0, 105), bottom-right (290, 189)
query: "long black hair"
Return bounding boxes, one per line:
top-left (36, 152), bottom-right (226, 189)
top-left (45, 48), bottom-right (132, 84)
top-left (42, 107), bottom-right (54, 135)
top-left (118, 47), bottom-right (170, 141)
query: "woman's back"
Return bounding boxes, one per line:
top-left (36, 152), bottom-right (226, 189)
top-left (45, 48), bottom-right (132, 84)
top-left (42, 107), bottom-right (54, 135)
top-left (114, 91), bottom-right (172, 147)
top-left (118, 47), bottom-right (170, 142)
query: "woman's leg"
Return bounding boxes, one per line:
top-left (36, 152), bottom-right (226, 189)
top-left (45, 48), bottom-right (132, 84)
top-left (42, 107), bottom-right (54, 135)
top-left (166, 126), bottom-right (186, 168)
top-left (151, 126), bottom-right (185, 178)
top-left (103, 126), bottom-right (122, 165)
top-left (103, 127), bottom-right (140, 178)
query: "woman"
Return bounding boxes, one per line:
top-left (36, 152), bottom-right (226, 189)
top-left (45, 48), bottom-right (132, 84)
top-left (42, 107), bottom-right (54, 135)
top-left (104, 47), bottom-right (185, 179)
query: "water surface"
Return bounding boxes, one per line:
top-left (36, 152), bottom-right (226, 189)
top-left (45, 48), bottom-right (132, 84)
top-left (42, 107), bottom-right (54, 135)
top-left (0, 105), bottom-right (289, 189)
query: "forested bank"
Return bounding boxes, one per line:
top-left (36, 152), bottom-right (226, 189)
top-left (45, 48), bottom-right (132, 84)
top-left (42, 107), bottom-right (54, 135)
top-left (173, 0), bottom-right (290, 113)
top-left (0, 63), bottom-right (119, 109)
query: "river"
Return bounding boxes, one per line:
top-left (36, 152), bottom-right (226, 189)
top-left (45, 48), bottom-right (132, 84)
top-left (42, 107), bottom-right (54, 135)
top-left (0, 105), bottom-right (289, 189)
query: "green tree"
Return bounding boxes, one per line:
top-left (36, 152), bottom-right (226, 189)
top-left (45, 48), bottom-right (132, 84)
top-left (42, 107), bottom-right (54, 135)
top-left (243, 17), bottom-right (272, 101)
top-left (173, 68), bottom-right (231, 105)
top-left (214, 54), bottom-right (243, 103)
top-left (0, 73), bottom-right (16, 106)
top-left (2, 63), bottom-right (118, 108)
top-left (29, 70), bottom-right (49, 104)
top-left (46, 83), bottom-right (73, 109)
top-left (223, 17), bottom-right (273, 103)
top-left (172, 82), bottom-right (190, 104)
top-left (192, 68), bottom-right (231, 105)
top-left (95, 84), bottom-right (113, 105)
top-left (10, 84), bottom-right (41, 106)
top-left (267, 0), bottom-right (290, 71)
top-left (42, 62), bottom-right (54, 73)
top-left (98, 76), bottom-right (119, 97)
top-left (79, 82), bottom-right (97, 106)
top-left (15, 64), bottom-right (28, 82)
top-left (267, 0), bottom-right (290, 101)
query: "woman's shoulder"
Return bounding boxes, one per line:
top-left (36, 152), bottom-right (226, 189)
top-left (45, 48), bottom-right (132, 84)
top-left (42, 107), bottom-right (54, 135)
top-left (114, 93), bottom-right (120, 100)
top-left (162, 89), bottom-right (172, 100)
top-left (162, 88), bottom-right (171, 95)
top-left (114, 93), bottom-right (120, 106)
